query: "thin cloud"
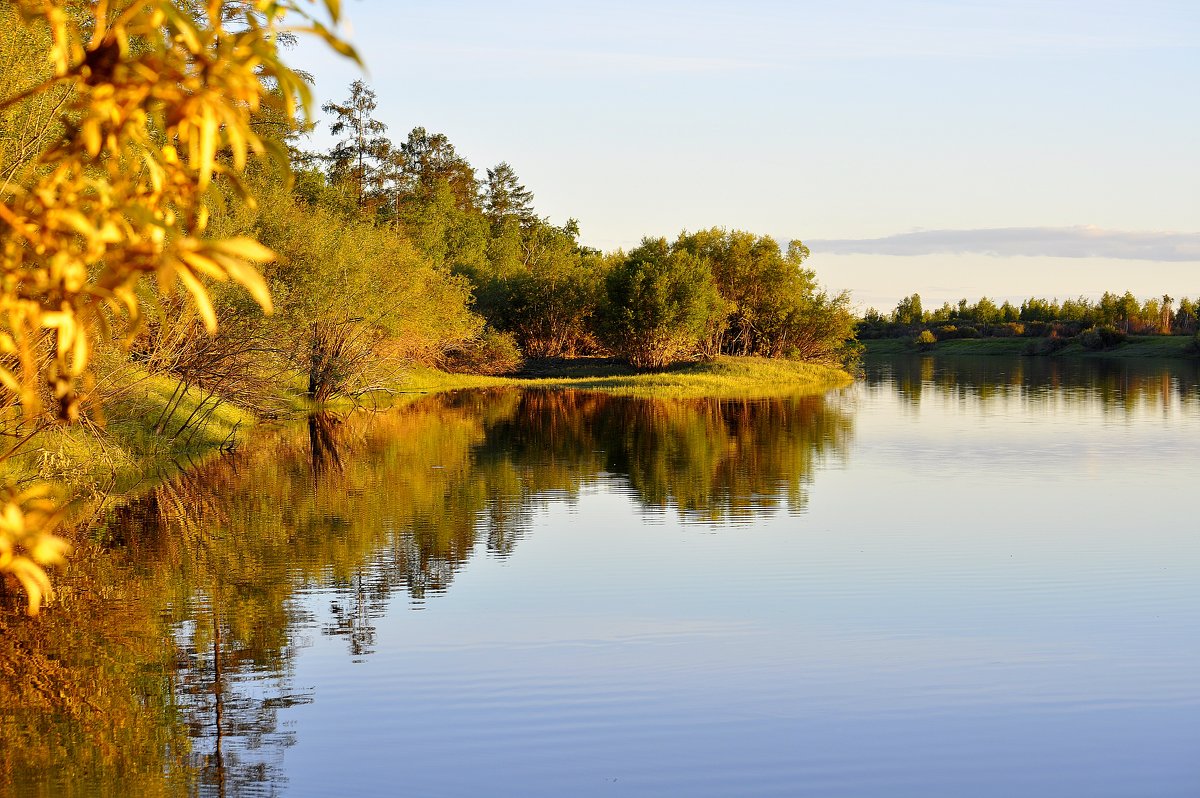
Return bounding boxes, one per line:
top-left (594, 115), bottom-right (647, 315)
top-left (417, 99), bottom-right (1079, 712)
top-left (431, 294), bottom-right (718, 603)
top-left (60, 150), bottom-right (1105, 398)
top-left (809, 227), bottom-right (1200, 262)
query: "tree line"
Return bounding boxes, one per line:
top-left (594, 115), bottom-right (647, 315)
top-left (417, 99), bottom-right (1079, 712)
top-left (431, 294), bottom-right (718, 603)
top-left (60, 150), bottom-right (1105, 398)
top-left (860, 291), bottom-right (1200, 345)
top-left (290, 80), bottom-right (857, 372)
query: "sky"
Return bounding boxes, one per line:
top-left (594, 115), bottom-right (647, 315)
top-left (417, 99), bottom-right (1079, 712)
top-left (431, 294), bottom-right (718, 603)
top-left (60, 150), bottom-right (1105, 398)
top-left (291, 0), bottom-right (1199, 310)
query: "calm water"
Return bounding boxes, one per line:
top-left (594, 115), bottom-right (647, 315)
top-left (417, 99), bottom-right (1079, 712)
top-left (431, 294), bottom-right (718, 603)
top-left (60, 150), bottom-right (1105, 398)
top-left (3, 356), bottom-right (1199, 796)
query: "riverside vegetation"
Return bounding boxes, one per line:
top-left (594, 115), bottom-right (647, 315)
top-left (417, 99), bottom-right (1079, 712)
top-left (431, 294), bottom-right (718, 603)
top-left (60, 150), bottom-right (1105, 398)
top-left (0, 6), bottom-right (855, 612)
top-left (860, 292), bottom-right (1200, 357)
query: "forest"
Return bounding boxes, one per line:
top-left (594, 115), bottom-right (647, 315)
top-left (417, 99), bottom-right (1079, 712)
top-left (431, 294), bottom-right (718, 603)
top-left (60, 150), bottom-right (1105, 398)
top-left (860, 291), bottom-right (1200, 352)
top-left (0, 3), bottom-right (854, 612)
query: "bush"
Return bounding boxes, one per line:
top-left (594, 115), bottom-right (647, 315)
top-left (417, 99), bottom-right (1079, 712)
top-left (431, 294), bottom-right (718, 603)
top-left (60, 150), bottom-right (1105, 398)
top-left (1025, 335), bottom-right (1069, 356)
top-left (989, 322), bottom-right (1024, 338)
top-left (597, 239), bottom-right (727, 369)
top-left (957, 325), bottom-right (980, 339)
top-left (442, 329), bottom-right (523, 375)
top-left (911, 330), bottom-right (937, 349)
top-left (1079, 325), bottom-right (1127, 351)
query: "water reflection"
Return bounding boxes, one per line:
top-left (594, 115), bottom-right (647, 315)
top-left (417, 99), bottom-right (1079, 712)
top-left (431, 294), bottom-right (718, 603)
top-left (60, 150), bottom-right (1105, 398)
top-left (0, 388), bottom-right (850, 796)
top-left (865, 353), bottom-right (1200, 415)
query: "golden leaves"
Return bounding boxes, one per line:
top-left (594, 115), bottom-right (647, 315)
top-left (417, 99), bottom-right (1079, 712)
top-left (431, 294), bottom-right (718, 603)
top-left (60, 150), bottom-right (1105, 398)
top-left (0, 0), bottom-right (355, 612)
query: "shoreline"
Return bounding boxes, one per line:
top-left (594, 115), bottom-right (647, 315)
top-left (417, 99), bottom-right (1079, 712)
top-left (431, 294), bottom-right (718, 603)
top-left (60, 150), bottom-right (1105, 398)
top-left (861, 335), bottom-right (1199, 360)
top-left (395, 355), bottom-right (854, 399)
top-left (8, 355), bottom-right (851, 526)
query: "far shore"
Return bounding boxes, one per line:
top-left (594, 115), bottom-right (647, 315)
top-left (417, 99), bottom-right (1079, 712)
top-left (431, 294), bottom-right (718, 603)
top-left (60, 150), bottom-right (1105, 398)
top-left (861, 335), bottom-right (1198, 360)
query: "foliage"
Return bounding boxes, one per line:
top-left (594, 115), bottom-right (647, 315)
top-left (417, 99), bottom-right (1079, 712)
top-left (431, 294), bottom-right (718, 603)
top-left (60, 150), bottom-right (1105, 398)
top-left (482, 162), bottom-right (535, 226)
top-left (673, 229), bottom-right (856, 364)
top-left (598, 238), bottom-right (727, 369)
top-left (489, 221), bottom-right (605, 357)
top-left (0, 0), bottom-right (354, 611)
top-left (1079, 325), bottom-right (1127, 351)
top-left (865, 291), bottom-right (1199, 342)
top-left (912, 329), bottom-right (937, 349)
top-left (1025, 334), bottom-right (1070, 356)
top-left (441, 328), bottom-right (524, 376)
top-left (322, 79), bottom-right (391, 211)
top-left (893, 293), bottom-right (924, 328)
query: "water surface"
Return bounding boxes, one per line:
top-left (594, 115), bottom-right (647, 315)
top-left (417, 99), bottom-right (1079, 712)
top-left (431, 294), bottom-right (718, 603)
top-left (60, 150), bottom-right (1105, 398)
top-left (3, 356), bottom-right (1198, 796)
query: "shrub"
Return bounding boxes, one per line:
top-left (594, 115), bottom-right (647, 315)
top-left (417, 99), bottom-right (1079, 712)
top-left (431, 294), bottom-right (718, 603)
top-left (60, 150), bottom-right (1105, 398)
top-left (990, 322), bottom-right (1024, 338)
top-left (1025, 335), bottom-right (1069, 356)
top-left (957, 325), bottom-right (980, 339)
top-left (597, 239), bottom-right (727, 369)
top-left (911, 330), bottom-right (937, 349)
top-left (1079, 325), bottom-right (1127, 351)
top-left (442, 329), bottom-right (523, 375)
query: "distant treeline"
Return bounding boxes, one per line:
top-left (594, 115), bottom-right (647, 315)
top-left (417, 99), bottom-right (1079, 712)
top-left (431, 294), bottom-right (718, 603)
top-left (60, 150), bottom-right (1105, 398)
top-left (859, 292), bottom-right (1199, 343)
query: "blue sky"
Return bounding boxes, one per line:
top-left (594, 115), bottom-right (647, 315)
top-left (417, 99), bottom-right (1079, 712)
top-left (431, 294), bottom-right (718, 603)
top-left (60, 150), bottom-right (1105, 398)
top-left (292, 1), bottom-right (1199, 309)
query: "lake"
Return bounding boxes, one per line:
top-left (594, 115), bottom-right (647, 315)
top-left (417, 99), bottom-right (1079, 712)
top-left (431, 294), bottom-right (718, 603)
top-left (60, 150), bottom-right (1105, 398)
top-left (3, 355), bottom-right (1199, 796)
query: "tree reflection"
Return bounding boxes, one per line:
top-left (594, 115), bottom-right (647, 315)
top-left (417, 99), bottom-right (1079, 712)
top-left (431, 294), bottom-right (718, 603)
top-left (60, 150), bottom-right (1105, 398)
top-left (1, 387), bottom-right (852, 795)
top-left (467, 391), bottom-right (853, 522)
top-left (864, 354), bottom-right (1200, 414)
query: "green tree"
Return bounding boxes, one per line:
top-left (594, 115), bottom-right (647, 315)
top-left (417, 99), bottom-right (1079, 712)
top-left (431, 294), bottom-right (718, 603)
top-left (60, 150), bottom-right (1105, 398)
top-left (396, 127), bottom-right (478, 210)
top-left (893, 294), bottom-right (925, 327)
top-left (494, 221), bottom-right (603, 357)
top-left (598, 239), bottom-right (726, 369)
top-left (322, 80), bottom-right (392, 212)
top-left (482, 162), bottom-right (535, 228)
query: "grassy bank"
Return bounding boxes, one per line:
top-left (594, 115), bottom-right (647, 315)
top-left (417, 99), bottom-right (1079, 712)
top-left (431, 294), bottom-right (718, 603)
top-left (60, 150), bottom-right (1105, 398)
top-left (862, 336), bottom-right (1198, 359)
top-left (4, 355), bottom-right (850, 517)
top-left (1, 372), bottom-right (261, 519)
top-left (400, 356), bottom-right (853, 399)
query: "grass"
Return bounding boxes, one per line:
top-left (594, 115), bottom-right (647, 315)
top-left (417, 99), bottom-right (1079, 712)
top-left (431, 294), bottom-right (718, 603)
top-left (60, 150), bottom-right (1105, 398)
top-left (1, 371), bottom-right (259, 515)
top-left (862, 335), bottom-right (1198, 360)
top-left (399, 356), bottom-right (853, 399)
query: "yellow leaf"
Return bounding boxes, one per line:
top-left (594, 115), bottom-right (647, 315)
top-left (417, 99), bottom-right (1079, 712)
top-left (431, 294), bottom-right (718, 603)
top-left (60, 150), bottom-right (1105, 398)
top-left (0, 369), bottom-right (19, 394)
top-left (208, 236), bottom-right (275, 262)
top-left (9, 557), bottom-right (52, 615)
top-left (226, 114), bottom-right (247, 171)
top-left (83, 120), bottom-right (102, 158)
top-left (31, 534), bottom-right (69, 565)
top-left (217, 256), bottom-right (273, 314)
top-left (198, 104), bottom-right (218, 191)
top-left (55, 209), bottom-right (95, 237)
top-left (180, 250), bottom-right (228, 280)
top-left (3, 504), bottom-right (25, 535)
top-left (176, 265), bottom-right (218, 333)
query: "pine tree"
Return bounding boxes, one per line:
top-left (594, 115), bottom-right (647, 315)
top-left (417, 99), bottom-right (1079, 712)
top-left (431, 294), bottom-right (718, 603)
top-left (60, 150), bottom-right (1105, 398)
top-left (483, 162), bottom-right (535, 227)
top-left (322, 80), bottom-right (391, 210)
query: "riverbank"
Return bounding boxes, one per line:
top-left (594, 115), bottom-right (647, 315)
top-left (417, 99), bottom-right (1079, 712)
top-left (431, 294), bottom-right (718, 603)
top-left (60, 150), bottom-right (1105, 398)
top-left (862, 335), bottom-right (1198, 359)
top-left (399, 356), bottom-right (854, 399)
top-left (3, 355), bottom-right (851, 519)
